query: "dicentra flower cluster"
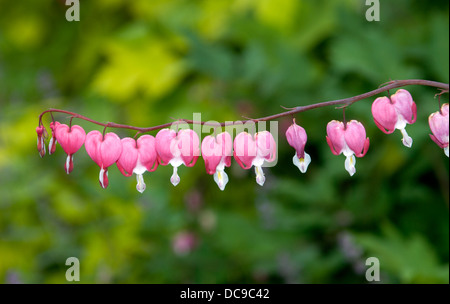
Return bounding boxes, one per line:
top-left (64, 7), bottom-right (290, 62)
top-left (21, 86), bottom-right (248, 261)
top-left (36, 89), bottom-right (449, 192)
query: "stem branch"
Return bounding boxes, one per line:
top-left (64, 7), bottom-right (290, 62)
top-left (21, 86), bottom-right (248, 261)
top-left (38, 79), bottom-right (449, 133)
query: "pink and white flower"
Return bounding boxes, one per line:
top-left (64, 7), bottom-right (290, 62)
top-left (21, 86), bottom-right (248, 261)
top-left (285, 121), bottom-right (311, 173)
top-left (326, 120), bottom-right (370, 176)
top-left (201, 132), bottom-right (232, 190)
top-left (48, 121), bottom-right (61, 155)
top-left (372, 89), bottom-right (417, 148)
top-left (116, 135), bottom-right (159, 193)
top-left (85, 131), bottom-right (123, 188)
top-left (429, 103), bottom-right (449, 157)
top-left (54, 124), bottom-right (86, 174)
top-left (233, 131), bottom-right (276, 186)
top-left (156, 128), bottom-right (200, 186)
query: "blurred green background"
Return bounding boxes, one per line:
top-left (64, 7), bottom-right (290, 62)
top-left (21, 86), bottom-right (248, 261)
top-left (0, 0), bottom-right (448, 284)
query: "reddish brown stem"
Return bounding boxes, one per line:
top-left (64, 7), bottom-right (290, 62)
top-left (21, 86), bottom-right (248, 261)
top-left (38, 79), bottom-right (449, 133)
top-left (343, 107), bottom-right (347, 130)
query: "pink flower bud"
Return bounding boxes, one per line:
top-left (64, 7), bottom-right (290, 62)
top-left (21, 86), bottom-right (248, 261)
top-left (36, 125), bottom-right (46, 158)
top-left (286, 121), bottom-right (310, 173)
top-left (429, 103), bottom-right (449, 157)
top-left (48, 121), bottom-right (61, 155)
top-left (201, 132), bottom-right (232, 190)
top-left (116, 135), bottom-right (159, 193)
top-left (85, 131), bottom-right (122, 189)
top-left (54, 124), bottom-right (86, 174)
top-left (372, 89), bottom-right (417, 148)
top-left (233, 131), bottom-right (276, 186)
top-left (326, 120), bottom-right (370, 176)
top-left (155, 128), bottom-right (200, 186)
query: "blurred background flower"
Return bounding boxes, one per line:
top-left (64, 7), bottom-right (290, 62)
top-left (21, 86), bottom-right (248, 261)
top-left (0, 0), bottom-right (448, 283)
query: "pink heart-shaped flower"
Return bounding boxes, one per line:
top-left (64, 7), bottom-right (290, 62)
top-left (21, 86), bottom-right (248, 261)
top-left (116, 138), bottom-right (139, 177)
top-left (256, 131), bottom-right (276, 162)
top-left (55, 124), bottom-right (86, 156)
top-left (137, 135), bottom-right (158, 172)
top-left (117, 135), bottom-right (158, 176)
top-left (391, 89), bottom-right (417, 124)
top-left (344, 120), bottom-right (370, 157)
top-left (201, 132), bottom-right (232, 175)
top-left (85, 130), bottom-right (122, 188)
top-left (326, 120), bottom-right (346, 155)
top-left (177, 129), bottom-right (200, 167)
top-left (233, 132), bottom-right (257, 169)
top-left (155, 129), bottom-right (177, 166)
top-left (54, 124), bottom-right (86, 174)
top-left (371, 96), bottom-right (397, 134)
top-left (85, 131), bottom-right (122, 168)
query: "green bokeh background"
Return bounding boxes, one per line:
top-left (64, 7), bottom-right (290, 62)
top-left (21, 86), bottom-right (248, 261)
top-left (0, 0), bottom-right (448, 284)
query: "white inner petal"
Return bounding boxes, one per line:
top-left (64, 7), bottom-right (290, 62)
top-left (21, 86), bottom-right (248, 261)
top-left (394, 116), bottom-right (407, 131)
top-left (216, 159), bottom-right (226, 172)
top-left (341, 142), bottom-right (354, 158)
top-left (99, 167), bottom-right (107, 188)
top-left (255, 165), bottom-right (265, 186)
top-left (65, 155), bottom-right (72, 174)
top-left (292, 152), bottom-right (311, 174)
top-left (400, 128), bottom-right (413, 148)
top-left (444, 146), bottom-right (449, 158)
top-left (170, 166), bottom-right (180, 186)
top-left (133, 157), bottom-right (146, 175)
top-left (344, 154), bottom-right (356, 177)
top-left (213, 168), bottom-right (229, 191)
top-left (136, 173), bottom-right (146, 193)
top-left (169, 156), bottom-right (184, 168)
top-left (49, 137), bottom-right (54, 154)
top-left (252, 156), bottom-right (265, 168)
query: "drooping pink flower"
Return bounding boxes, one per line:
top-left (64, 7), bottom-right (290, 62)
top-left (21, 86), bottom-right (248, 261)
top-left (372, 89), bottom-right (417, 148)
top-left (429, 103), bottom-right (449, 157)
top-left (326, 120), bottom-right (370, 176)
top-left (36, 125), bottom-right (46, 158)
top-left (48, 121), bottom-right (61, 155)
top-left (201, 132), bottom-right (232, 190)
top-left (85, 130), bottom-right (122, 189)
top-left (233, 131), bottom-right (276, 186)
top-left (116, 135), bottom-right (159, 193)
top-left (155, 128), bottom-right (200, 186)
top-left (54, 124), bottom-right (86, 174)
top-left (285, 121), bottom-right (311, 173)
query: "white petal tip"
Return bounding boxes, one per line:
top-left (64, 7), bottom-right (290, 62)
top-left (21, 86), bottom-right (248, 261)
top-left (171, 176), bottom-right (180, 186)
top-left (347, 169), bottom-right (356, 177)
top-left (444, 146), bottom-right (449, 157)
top-left (402, 139), bottom-right (413, 148)
top-left (400, 129), bottom-right (413, 148)
top-left (170, 167), bottom-right (180, 186)
top-left (255, 166), bottom-right (266, 186)
top-left (137, 188), bottom-right (145, 193)
top-left (345, 155), bottom-right (356, 177)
